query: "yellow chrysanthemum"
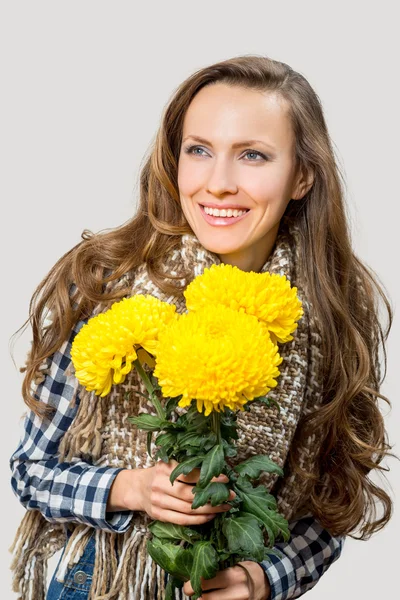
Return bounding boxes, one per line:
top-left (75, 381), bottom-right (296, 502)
top-left (184, 263), bottom-right (304, 344)
top-left (153, 305), bottom-right (283, 416)
top-left (71, 295), bottom-right (178, 397)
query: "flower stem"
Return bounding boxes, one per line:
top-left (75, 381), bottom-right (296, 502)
top-left (211, 411), bottom-right (222, 444)
top-left (133, 359), bottom-right (165, 420)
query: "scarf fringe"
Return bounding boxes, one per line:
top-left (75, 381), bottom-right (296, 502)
top-left (9, 509), bottom-right (65, 600)
top-left (88, 526), bottom-right (166, 600)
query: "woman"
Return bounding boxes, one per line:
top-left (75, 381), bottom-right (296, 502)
top-left (9, 55), bottom-right (393, 600)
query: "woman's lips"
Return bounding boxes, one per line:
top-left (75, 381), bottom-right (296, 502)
top-left (199, 204), bottom-right (250, 226)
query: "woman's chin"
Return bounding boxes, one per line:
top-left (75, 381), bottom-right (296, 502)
top-left (199, 240), bottom-right (243, 258)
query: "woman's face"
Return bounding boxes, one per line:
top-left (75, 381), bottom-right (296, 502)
top-left (177, 83), bottom-right (310, 272)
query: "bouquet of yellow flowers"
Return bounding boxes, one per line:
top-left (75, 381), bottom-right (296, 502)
top-left (71, 264), bottom-right (303, 600)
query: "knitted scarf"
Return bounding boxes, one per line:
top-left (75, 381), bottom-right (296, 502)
top-left (10, 216), bottom-right (325, 600)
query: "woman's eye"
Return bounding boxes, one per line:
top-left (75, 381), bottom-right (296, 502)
top-left (183, 145), bottom-right (267, 162)
top-left (184, 145), bottom-right (208, 156)
top-left (244, 150), bottom-right (267, 161)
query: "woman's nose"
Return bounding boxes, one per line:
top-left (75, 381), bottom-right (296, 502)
top-left (205, 159), bottom-right (238, 196)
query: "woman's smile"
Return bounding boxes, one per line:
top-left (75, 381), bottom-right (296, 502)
top-left (198, 203), bottom-right (250, 226)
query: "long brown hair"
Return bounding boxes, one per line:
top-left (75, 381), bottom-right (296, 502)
top-left (14, 55), bottom-right (393, 540)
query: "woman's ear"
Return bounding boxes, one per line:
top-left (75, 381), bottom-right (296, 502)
top-left (291, 166), bottom-right (315, 200)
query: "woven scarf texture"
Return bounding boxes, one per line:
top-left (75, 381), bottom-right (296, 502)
top-left (10, 216), bottom-right (325, 600)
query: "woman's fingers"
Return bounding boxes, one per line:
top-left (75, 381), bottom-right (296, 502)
top-left (183, 566), bottom-right (248, 598)
top-left (156, 492), bottom-right (232, 515)
top-left (151, 507), bottom-right (218, 526)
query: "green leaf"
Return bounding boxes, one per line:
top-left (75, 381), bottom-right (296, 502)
top-left (190, 541), bottom-right (219, 598)
top-left (186, 413), bottom-right (210, 432)
top-left (217, 551), bottom-right (231, 561)
top-left (263, 547), bottom-right (286, 561)
top-left (154, 446), bottom-right (170, 463)
top-left (234, 455), bottom-right (283, 479)
top-left (147, 431), bottom-right (153, 457)
top-left (220, 416), bottom-right (239, 441)
top-left (222, 438), bottom-right (237, 458)
top-left (234, 483), bottom-right (290, 546)
top-left (191, 482), bottom-right (230, 509)
top-left (198, 444), bottom-right (225, 487)
top-left (175, 546), bottom-right (194, 580)
top-left (170, 456), bottom-right (205, 485)
top-left (148, 522), bottom-right (203, 544)
top-left (184, 447), bottom-right (198, 457)
top-left (234, 511), bottom-right (275, 545)
top-left (202, 433), bottom-right (218, 451)
top-left (235, 477), bottom-right (277, 509)
top-left (155, 431), bottom-right (178, 448)
top-left (253, 395), bottom-right (281, 412)
top-left (165, 575), bottom-right (184, 600)
top-left (177, 432), bottom-right (205, 449)
top-left (164, 395), bottom-right (182, 417)
top-left (147, 540), bottom-right (193, 580)
top-left (128, 414), bottom-right (168, 431)
top-left (222, 515), bottom-right (265, 562)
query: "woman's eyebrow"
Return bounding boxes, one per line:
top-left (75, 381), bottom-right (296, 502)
top-left (182, 134), bottom-right (277, 151)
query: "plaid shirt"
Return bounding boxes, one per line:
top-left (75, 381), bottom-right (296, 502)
top-left (10, 318), bottom-right (344, 599)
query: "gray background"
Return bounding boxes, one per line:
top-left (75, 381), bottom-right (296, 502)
top-left (1, 1), bottom-right (399, 598)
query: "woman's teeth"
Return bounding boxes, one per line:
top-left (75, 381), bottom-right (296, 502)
top-left (203, 206), bottom-right (248, 217)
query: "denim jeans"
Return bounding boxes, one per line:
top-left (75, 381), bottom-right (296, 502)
top-left (46, 529), bottom-right (96, 600)
top-left (46, 529), bottom-right (170, 599)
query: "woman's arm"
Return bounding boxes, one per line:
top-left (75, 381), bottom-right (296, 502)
top-left (258, 514), bottom-right (344, 599)
top-left (9, 319), bottom-right (134, 534)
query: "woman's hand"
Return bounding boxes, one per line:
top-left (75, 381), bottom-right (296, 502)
top-left (183, 561), bottom-right (271, 600)
top-left (133, 458), bottom-right (236, 526)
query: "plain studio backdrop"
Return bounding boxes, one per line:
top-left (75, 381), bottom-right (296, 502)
top-left (1, 2), bottom-right (399, 599)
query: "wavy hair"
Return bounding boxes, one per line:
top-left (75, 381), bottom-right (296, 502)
top-left (13, 55), bottom-right (394, 539)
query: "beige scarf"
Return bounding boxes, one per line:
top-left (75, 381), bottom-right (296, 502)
top-left (10, 216), bottom-right (325, 600)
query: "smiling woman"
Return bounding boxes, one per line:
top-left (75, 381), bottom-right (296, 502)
top-left (9, 54), bottom-right (393, 600)
top-left (177, 84), bottom-right (311, 273)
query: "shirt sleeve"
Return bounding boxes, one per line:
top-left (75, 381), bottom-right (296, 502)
top-left (9, 317), bottom-right (135, 534)
top-left (258, 514), bottom-right (345, 599)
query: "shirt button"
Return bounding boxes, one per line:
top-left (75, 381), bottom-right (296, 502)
top-left (74, 570), bottom-right (87, 584)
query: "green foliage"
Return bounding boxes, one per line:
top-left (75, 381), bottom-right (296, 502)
top-left (169, 456), bottom-right (205, 485)
top-left (155, 431), bottom-right (178, 448)
top-left (163, 395), bottom-right (182, 418)
top-left (148, 522), bottom-right (203, 544)
top-left (252, 394), bottom-right (281, 412)
top-left (221, 438), bottom-right (237, 458)
top-left (165, 575), bottom-right (184, 600)
top-left (234, 477), bottom-right (290, 545)
top-left (147, 539), bottom-right (193, 581)
top-left (220, 412), bottom-right (239, 441)
top-left (198, 444), bottom-right (225, 487)
top-left (176, 432), bottom-right (205, 448)
top-left (131, 390), bottom-right (290, 593)
top-left (222, 515), bottom-right (265, 562)
top-left (190, 541), bottom-right (219, 599)
top-left (154, 445), bottom-right (170, 463)
top-left (191, 482), bottom-right (230, 509)
top-left (128, 414), bottom-right (169, 431)
top-left (234, 455), bottom-right (284, 479)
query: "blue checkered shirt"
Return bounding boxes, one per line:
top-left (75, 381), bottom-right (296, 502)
top-left (10, 318), bottom-right (344, 599)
